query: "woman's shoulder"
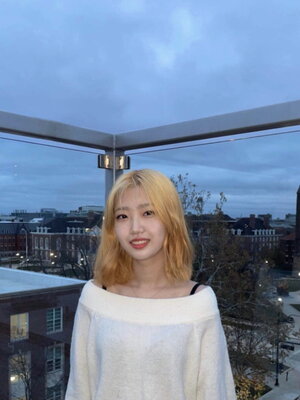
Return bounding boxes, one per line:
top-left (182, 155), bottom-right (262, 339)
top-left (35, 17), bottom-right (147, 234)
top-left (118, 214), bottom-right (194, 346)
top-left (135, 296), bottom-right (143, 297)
top-left (187, 280), bottom-right (207, 294)
top-left (79, 280), bottom-right (105, 305)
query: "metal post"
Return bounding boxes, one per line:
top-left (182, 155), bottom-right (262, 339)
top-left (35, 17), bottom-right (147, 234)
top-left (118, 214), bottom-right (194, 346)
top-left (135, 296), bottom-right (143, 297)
top-left (275, 333), bottom-right (280, 386)
top-left (25, 230), bottom-right (28, 261)
top-left (275, 298), bottom-right (283, 386)
top-left (103, 150), bottom-right (126, 201)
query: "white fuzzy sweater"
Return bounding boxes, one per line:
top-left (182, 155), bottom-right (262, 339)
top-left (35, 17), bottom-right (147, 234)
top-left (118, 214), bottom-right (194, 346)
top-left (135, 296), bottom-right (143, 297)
top-left (65, 281), bottom-right (236, 400)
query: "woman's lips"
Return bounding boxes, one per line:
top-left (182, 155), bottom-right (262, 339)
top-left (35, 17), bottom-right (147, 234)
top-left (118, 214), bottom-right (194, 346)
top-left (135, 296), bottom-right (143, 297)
top-left (130, 239), bottom-right (149, 249)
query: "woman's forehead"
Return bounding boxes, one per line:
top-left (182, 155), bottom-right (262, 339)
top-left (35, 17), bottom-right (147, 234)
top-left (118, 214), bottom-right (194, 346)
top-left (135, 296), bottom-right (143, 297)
top-left (115, 186), bottom-right (150, 208)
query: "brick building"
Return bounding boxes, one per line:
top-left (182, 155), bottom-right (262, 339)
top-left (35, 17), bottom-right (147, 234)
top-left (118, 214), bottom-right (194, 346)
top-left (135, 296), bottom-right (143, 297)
top-left (0, 223), bottom-right (38, 263)
top-left (0, 267), bottom-right (85, 400)
top-left (231, 214), bottom-right (280, 257)
top-left (31, 214), bottom-right (101, 265)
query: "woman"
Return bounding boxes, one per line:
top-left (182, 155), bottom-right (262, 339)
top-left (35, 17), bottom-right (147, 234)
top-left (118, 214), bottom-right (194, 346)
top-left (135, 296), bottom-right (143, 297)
top-left (65, 169), bottom-right (236, 400)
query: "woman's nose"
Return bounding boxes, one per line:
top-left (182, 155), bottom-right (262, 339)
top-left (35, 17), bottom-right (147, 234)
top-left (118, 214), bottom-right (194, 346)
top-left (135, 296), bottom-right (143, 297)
top-left (130, 216), bottom-right (144, 233)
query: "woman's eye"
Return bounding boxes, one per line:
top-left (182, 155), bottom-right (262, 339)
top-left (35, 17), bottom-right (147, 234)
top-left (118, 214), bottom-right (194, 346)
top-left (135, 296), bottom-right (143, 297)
top-left (116, 214), bottom-right (127, 220)
top-left (144, 210), bottom-right (154, 216)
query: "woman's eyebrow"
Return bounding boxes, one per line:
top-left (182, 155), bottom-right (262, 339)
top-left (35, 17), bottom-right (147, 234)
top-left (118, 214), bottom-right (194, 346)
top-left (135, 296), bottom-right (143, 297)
top-left (115, 206), bottom-right (129, 212)
top-left (115, 203), bottom-right (151, 212)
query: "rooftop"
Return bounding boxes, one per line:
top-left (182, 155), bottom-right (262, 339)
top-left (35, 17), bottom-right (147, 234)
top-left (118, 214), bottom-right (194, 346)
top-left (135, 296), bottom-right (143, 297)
top-left (0, 267), bottom-right (86, 296)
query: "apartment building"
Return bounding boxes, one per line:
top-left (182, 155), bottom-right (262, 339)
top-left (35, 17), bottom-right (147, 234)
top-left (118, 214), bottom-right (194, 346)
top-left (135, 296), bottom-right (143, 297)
top-left (0, 267), bottom-right (85, 400)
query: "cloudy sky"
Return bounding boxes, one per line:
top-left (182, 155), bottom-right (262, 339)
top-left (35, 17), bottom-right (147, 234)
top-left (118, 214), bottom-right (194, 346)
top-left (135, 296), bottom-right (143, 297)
top-left (1, 0), bottom-right (300, 218)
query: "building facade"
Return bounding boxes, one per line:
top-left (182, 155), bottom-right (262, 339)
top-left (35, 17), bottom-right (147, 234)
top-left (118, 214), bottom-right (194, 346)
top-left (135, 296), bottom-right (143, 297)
top-left (31, 215), bottom-right (101, 265)
top-left (0, 223), bottom-right (37, 263)
top-left (231, 214), bottom-right (280, 257)
top-left (0, 268), bottom-right (85, 400)
top-left (293, 186), bottom-right (300, 275)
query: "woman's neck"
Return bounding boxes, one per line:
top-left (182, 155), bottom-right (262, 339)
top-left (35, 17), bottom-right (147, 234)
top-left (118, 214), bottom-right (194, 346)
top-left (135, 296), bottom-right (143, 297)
top-left (131, 259), bottom-right (169, 289)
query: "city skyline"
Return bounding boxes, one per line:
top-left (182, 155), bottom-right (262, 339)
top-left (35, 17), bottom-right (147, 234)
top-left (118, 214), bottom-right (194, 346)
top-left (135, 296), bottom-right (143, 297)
top-left (0, 179), bottom-right (298, 221)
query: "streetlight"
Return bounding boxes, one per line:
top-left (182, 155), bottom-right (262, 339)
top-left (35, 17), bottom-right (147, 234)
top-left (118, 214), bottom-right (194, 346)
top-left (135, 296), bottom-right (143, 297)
top-left (50, 251), bottom-right (58, 267)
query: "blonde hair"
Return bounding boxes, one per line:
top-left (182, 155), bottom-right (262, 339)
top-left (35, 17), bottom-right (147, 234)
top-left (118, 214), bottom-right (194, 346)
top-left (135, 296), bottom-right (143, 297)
top-left (93, 169), bottom-right (194, 286)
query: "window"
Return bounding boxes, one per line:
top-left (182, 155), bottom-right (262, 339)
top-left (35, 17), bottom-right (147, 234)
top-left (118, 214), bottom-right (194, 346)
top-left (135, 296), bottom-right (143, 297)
top-left (9, 351), bottom-right (31, 400)
top-left (56, 238), bottom-right (61, 250)
top-left (47, 307), bottom-right (63, 333)
top-left (45, 238), bottom-right (49, 249)
top-left (10, 313), bottom-right (29, 342)
top-left (46, 344), bottom-right (64, 373)
top-left (46, 383), bottom-right (63, 400)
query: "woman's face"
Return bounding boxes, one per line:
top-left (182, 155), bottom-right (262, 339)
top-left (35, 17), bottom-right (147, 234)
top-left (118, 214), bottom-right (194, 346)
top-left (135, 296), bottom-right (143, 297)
top-left (114, 187), bottom-right (166, 268)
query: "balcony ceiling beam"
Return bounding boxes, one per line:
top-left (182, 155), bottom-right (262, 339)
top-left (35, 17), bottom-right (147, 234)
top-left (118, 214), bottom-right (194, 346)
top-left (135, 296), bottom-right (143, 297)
top-left (115, 100), bottom-right (300, 150)
top-left (0, 110), bottom-right (113, 150)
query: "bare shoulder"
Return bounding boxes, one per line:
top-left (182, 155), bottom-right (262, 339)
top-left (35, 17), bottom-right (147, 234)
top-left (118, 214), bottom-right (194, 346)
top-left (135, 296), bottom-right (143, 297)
top-left (91, 280), bottom-right (119, 293)
top-left (189, 280), bottom-right (206, 293)
top-left (176, 280), bottom-right (206, 296)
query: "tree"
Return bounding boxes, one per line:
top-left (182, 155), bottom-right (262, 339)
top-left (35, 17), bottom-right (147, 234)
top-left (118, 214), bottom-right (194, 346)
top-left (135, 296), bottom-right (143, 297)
top-left (234, 375), bottom-right (266, 400)
top-left (171, 173), bottom-right (294, 397)
top-left (52, 227), bottom-right (99, 280)
top-left (9, 351), bottom-right (32, 400)
top-left (170, 173), bottom-right (210, 216)
top-left (9, 347), bottom-right (65, 400)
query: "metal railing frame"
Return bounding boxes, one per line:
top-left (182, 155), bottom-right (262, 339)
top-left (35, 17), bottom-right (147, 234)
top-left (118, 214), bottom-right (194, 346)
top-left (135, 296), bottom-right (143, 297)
top-left (1, 99), bottom-right (300, 196)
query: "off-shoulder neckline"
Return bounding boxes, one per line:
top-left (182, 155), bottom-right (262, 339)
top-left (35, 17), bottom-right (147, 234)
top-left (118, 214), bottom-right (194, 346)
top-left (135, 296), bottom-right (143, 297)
top-left (81, 281), bottom-right (218, 324)
top-left (90, 280), bottom-right (210, 302)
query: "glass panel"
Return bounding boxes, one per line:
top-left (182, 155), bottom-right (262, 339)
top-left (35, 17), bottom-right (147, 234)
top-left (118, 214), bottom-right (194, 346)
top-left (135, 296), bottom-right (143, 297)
top-left (0, 135), bottom-right (104, 399)
top-left (129, 129), bottom-right (300, 397)
top-left (2, 127), bottom-right (300, 398)
top-left (130, 130), bottom-right (300, 218)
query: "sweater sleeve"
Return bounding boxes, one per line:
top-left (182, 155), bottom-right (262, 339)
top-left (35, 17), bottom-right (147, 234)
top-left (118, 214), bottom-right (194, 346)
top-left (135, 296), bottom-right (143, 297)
top-left (65, 302), bottom-right (92, 400)
top-left (197, 314), bottom-right (236, 400)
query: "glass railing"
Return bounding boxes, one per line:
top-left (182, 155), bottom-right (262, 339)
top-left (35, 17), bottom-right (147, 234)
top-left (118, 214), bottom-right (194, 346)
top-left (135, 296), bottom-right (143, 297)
top-left (0, 134), bottom-right (105, 400)
top-left (1, 129), bottom-right (300, 399)
top-left (129, 129), bottom-right (300, 399)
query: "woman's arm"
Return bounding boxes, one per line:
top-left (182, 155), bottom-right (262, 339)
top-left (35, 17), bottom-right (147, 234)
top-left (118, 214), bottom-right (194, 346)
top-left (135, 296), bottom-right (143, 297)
top-left (197, 315), bottom-right (236, 400)
top-left (65, 302), bottom-right (92, 400)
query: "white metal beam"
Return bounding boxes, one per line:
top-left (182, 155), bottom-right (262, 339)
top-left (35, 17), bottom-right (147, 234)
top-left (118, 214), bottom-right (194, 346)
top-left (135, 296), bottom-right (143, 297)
top-left (115, 100), bottom-right (300, 150)
top-left (0, 110), bottom-right (113, 150)
top-left (1, 100), bottom-right (300, 152)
